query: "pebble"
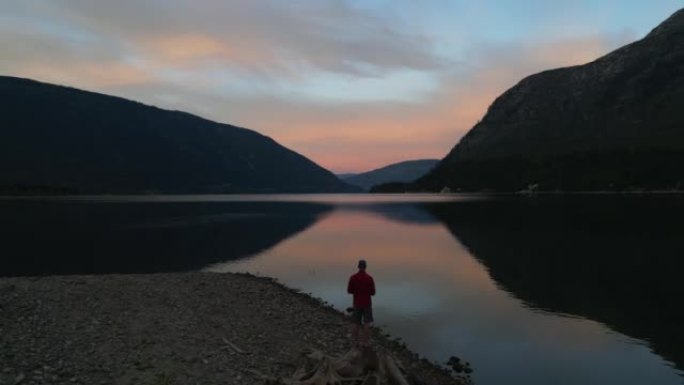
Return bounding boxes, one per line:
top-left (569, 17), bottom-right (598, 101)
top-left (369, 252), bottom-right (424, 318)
top-left (0, 273), bottom-right (467, 385)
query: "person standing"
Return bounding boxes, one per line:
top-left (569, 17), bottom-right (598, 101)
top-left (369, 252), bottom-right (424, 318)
top-left (347, 259), bottom-right (375, 346)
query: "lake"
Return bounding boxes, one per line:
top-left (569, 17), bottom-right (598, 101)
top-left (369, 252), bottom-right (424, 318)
top-left (1, 194), bottom-right (683, 385)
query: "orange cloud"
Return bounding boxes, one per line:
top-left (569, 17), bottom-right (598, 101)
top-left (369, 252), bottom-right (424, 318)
top-left (136, 33), bottom-right (274, 66)
top-left (142, 34), bottom-right (226, 60)
top-left (13, 62), bottom-right (152, 89)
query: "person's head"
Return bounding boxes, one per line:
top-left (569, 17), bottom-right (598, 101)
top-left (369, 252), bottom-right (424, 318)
top-left (357, 259), bottom-right (367, 270)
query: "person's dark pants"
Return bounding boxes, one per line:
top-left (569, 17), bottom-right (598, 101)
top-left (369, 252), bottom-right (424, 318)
top-left (352, 306), bottom-right (373, 324)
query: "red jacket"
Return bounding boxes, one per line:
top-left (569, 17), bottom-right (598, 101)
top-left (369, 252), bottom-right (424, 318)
top-left (347, 270), bottom-right (375, 308)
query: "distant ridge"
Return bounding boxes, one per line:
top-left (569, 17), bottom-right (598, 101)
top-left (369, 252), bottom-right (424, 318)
top-left (342, 159), bottom-right (439, 191)
top-left (0, 76), bottom-right (358, 194)
top-left (401, 8), bottom-right (684, 192)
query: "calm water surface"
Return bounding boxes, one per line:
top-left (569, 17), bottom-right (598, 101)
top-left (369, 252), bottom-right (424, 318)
top-left (2, 194), bottom-right (683, 385)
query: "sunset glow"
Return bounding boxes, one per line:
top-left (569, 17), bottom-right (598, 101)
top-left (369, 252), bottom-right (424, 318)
top-left (1, 1), bottom-right (680, 172)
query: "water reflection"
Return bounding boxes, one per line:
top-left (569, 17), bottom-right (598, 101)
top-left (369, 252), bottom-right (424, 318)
top-left (424, 196), bottom-right (684, 375)
top-left (0, 200), bottom-right (331, 276)
top-left (206, 198), bottom-right (684, 385)
top-left (3, 194), bottom-right (683, 384)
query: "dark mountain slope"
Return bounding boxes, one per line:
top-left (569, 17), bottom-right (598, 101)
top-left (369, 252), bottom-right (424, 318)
top-left (0, 76), bottom-right (356, 194)
top-left (343, 159), bottom-right (438, 191)
top-left (415, 8), bottom-right (684, 192)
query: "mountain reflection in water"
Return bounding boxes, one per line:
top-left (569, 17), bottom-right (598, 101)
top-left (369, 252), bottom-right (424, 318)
top-left (0, 199), bottom-right (331, 276)
top-left (423, 196), bottom-right (684, 373)
top-left (2, 194), bottom-right (683, 385)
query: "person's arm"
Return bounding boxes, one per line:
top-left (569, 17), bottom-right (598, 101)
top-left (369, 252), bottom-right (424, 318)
top-left (370, 277), bottom-right (375, 296)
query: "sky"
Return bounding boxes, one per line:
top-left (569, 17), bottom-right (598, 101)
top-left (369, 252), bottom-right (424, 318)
top-left (1, 1), bottom-right (682, 173)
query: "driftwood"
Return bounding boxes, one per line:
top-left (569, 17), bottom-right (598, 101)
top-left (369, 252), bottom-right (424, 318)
top-left (253, 346), bottom-right (413, 385)
top-left (222, 337), bottom-right (250, 354)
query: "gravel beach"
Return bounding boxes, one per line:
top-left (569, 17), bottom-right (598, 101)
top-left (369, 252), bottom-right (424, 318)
top-left (0, 273), bottom-right (468, 385)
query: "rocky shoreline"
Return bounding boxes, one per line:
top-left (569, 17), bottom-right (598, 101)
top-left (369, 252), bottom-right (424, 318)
top-left (0, 272), bottom-right (468, 385)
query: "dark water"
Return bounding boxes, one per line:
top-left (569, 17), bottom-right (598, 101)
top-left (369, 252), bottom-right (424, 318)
top-left (2, 194), bottom-right (683, 385)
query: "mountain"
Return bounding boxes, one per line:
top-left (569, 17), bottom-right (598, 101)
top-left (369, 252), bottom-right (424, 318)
top-left (0, 76), bottom-right (358, 194)
top-left (342, 159), bottom-right (439, 191)
top-left (411, 8), bottom-right (684, 192)
top-left (336, 173), bottom-right (358, 179)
